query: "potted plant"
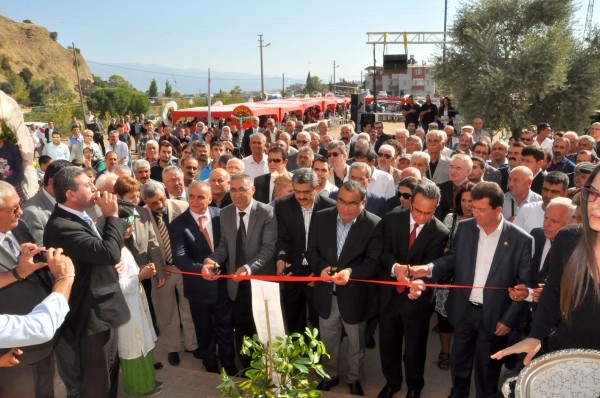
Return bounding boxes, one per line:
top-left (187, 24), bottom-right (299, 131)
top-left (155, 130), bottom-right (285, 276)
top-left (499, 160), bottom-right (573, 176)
top-left (219, 327), bottom-right (330, 397)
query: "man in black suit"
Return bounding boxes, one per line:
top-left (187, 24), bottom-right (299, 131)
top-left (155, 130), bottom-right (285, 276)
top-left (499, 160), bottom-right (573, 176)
top-left (44, 166), bottom-right (130, 398)
top-left (241, 116), bottom-right (263, 156)
top-left (274, 168), bottom-right (336, 334)
top-left (0, 181), bottom-right (55, 397)
top-left (202, 173), bottom-right (277, 369)
top-left (253, 147), bottom-right (289, 204)
top-left (169, 181), bottom-right (237, 375)
top-left (521, 145), bottom-right (546, 195)
top-left (308, 181), bottom-right (382, 396)
top-left (378, 181), bottom-right (450, 398)
top-left (436, 153), bottom-right (473, 221)
top-left (405, 182), bottom-right (532, 398)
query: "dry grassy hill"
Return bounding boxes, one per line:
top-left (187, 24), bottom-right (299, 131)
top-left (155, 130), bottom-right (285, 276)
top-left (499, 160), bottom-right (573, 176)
top-left (0, 15), bottom-right (93, 93)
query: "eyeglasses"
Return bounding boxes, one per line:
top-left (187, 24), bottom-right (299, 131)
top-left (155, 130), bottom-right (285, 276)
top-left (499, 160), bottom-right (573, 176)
top-left (327, 152), bottom-right (340, 157)
top-left (268, 158), bottom-right (282, 163)
top-left (337, 198), bottom-right (361, 208)
top-left (411, 205), bottom-right (434, 217)
top-left (378, 153), bottom-right (393, 159)
top-left (0, 203), bottom-right (21, 215)
top-left (398, 192), bottom-right (412, 200)
top-left (581, 186), bottom-right (600, 202)
top-left (520, 137), bottom-right (533, 142)
top-left (296, 140), bottom-right (308, 144)
top-left (165, 178), bottom-right (182, 184)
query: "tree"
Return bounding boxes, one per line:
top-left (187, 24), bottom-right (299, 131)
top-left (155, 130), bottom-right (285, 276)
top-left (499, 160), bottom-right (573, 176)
top-left (19, 68), bottom-right (33, 86)
top-left (49, 31), bottom-right (58, 41)
top-left (433, 0), bottom-right (600, 134)
top-left (88, 88), bottom-right (151, 118)
top-left (164, 80), bottom-right (172, 97)
top-left (229, 85), bottom-right (244, 103)
top-left (148, 79), bottom-right (158, 98)
top-left (108, 75), bottom-right (134, 90)
top-left (304, 72), bottom-right (324, 95)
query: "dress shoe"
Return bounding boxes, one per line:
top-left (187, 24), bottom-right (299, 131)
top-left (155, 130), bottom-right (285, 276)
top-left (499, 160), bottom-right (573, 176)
top-left (317, 376), bottom-right (339, 391)
top-left (349, 380), bottom-right (364, 396)
top-left (365, 336), bottom-right (376, 349)
top-left (406, 390), bottom-right (421, 398)
top-left (153, 362), bottom-right (163, 370)
top-left (205, 365), bottom-right (220, 374)
top-left (378, 383), bottom-right (401, 398)
top-left (185, 348), bottom-right (203, 359)
top-left (167, 352), bottom-right (180, 366)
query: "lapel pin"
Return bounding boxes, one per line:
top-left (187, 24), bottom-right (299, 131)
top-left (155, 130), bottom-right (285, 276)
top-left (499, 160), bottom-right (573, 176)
top-left (503, 241), bottom-right (508, 246)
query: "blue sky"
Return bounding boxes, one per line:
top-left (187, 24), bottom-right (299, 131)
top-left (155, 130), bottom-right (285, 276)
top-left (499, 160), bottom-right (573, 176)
top-left (1, 1), bottom-right (596, 92)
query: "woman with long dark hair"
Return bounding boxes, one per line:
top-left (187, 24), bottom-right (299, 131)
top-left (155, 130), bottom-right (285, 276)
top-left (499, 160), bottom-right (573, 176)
top-left (436, 97), bottom-right (456, 129)
top-left (493, 165), bottom-right (600, 365)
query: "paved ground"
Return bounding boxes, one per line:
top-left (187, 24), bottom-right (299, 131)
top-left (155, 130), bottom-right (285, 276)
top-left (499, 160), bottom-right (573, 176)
top-left (53, 314), bottom-right (459, 397)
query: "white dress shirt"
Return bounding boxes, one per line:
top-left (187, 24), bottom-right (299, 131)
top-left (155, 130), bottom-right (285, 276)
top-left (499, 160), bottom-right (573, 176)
top-left (469, 219), bottom-right (504, 304)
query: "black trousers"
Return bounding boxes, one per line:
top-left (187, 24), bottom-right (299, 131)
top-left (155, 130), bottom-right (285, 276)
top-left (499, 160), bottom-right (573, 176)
top-left (281, 281), bottom-right (319, 335)
top-left (188, 280), bottom-right (236, 369)
top-left (0, 352), bottom-right (55, 397)
top-left (93, 132), bottom-right (106, 155)
top-left (78, 329), bottom-right (120, 398)
top-left (232, 281), bottom-right (257, 369)
top-left (379, 291), bottom-right (434, 392)
top-left (449, 304), bottom-right (506, 398)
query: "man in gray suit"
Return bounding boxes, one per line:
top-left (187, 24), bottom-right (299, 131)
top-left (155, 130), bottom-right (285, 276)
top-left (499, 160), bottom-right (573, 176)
top-left (425, 130), bottom-right (451, 184)
top-left (202, 173), bottom-right (277, 368)
top-left (22, 160), bottom-right (72, 245)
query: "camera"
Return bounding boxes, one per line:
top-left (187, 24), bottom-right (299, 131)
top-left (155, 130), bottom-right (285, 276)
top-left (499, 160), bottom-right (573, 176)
top-left (39, 250), bottom-right (48, 263)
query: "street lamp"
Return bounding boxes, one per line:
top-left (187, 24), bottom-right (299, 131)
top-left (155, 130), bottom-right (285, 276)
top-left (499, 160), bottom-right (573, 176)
top-left (259, 34), bottom-right (271, 100)
top-left (333, 60), bottom-right (340, 94)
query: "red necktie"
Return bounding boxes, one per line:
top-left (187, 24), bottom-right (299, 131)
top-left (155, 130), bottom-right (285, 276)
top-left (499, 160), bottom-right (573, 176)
top-left (397, 223), bottom-right (419, 294)
top-left (199, 216), bottom-right (212, 251)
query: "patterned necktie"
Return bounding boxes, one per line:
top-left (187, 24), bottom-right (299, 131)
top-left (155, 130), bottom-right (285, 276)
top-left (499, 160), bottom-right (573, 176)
top-left (83, 213), bottom-right (102, 238)
top-left (156, 213), bottom-right (173, 264)
top-left (397, 223), bottom-right (419, 294)
top-left (198, 215), bottom-right (213, 251)
top-left (4, 235), bottom-right (19, 258)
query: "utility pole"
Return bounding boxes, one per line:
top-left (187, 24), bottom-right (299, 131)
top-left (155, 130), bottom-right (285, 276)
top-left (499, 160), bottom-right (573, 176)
top-left (72, 42), bottom-right (85, 118)
top-left (282, 73), bottom-right (285, 98)
top-left (333, 60), bottom-right (339, 94)
top-left (258, 34), bottom-right (270, 100)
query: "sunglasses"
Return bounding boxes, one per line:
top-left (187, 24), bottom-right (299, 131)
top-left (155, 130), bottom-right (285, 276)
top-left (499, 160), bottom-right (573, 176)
top-left (397, 192), bottom-right (412, 200)
top-left (268, 158), bottom-right (283, 163)
top-left (378, 153), bottom-right (393, 159)
top-left (327, 152), bottom-right (340, 157)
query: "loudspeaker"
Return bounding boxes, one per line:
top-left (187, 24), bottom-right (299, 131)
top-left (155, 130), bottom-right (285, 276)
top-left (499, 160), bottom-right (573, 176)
top-left (383, 54), bottom-right (408, 74)
top-left (350, 94), bottom-right (359, 127)
top-left (361, 113), bottom-right (376, 128)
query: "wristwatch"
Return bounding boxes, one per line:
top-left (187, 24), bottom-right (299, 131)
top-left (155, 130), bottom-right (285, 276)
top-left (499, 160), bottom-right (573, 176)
top-left (11, 267), bottom-right (25, 282)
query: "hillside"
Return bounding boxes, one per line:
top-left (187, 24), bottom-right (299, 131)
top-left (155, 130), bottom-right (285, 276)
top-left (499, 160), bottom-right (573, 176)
top-left (0, 15), bottom-right (93, 94)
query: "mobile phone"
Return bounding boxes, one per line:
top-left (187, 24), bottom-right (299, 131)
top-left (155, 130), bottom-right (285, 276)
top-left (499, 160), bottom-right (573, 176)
top-left (39, 250), bottom-right (48, 263)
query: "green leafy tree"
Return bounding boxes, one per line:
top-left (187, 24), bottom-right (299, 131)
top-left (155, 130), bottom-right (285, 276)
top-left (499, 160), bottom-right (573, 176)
top-left (49, 31), bottom-right (58, 41)
top-left (230, 85), bottom-right (245, 103)
top-left (19, 68), bottom-right (33, 86)
top-left (433, 0), bottom-right (600, 134)
top-left (88, 88), bottom-right (150, 118)
top-left (28, 79), bottom-right (48, 104)
top-left (164, 80), bottom-right (172, 97)
top-left (79, 79), bottom-right (96, 97)
top-left (148, 79), bottom-right (158, 98)
top-left (304, 72), bottom-right (313, 94)
top-left (109, 75), bottom-right (134, 90)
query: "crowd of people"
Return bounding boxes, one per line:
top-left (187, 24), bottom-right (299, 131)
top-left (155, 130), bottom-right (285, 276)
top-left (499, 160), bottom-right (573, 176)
top-left (3, 108), bottom-right (600, 398)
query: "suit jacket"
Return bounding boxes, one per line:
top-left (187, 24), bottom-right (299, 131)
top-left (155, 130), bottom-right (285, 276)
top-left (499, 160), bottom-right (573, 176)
top-left (427, 154), bottom-right (451, 184)
top-left (435, 179), bottom-right (466, 221)
top-left (531, 171), bottom-right (546, 195)
top-left (22, 188), bottom-right (55, 246)
top-left (144, 199), bottom-right (189, 273)
top-left (253, 173), bottom-right (272, 204)
top-left (170, 207), bottom-right (224, 303)
top-left (0, 221), bottom-right (53, 364)
top-left (483, 164), bottom-right (503, 186)
top-left (208, 200), bottom-right (277, 300)
top-left (530, 227), bottom-right (550, 285)
top-left (242, 127), bottom-right (264, 157)
top-left (379, 208), bottom-right (449, 307)
top-left (43, 205), bottom-right (130, 336)
top-left (329, 190), bottom-right (388, 218)
top-left (286, 152), bottom-right (298, 171)
top-left (499, 167), bottom-right (510, 192)
top-left (307, 208), bottom-right (382, 324)
top-left (98, 205), bottom-right (164, 278)
top-left (431, 218), bottom-right (532, 336)
top-left (274, 194), bottom-right (336, 275)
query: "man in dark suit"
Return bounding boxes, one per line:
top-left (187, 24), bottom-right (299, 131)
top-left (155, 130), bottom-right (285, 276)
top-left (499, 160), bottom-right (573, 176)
top-left (378, 181), bottom-right (450, 398)
top-left (521, 145), bottom-right (546, 195)
top-left (274, 168), bottom-right (336, 334)
top-left (241, 116), bottom-right (263, 156)
top-left (170, 181), bottom-right (237, 375)
top-left (329, 162), bottom-right (389, 218)
top-left (436, 153), bottom-right (473, 221)
top-left (308, 181), bottom-right (382, 396)
top-left (22, 160), bottom-right (72, 245)
top-left (202, 173), bottom-right (277, 369)
top-left (44, 166), bottom-right (130, 398)
top-left (253, 147), bottom-right (289, 204)
top-left (405, 182), bottom-right (532, 398)
top-left (0, 181), bottom-right (55, 397)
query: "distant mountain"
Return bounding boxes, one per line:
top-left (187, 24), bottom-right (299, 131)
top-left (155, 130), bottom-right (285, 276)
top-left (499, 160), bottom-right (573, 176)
top-left (89, 62), bottom-right (304, 95)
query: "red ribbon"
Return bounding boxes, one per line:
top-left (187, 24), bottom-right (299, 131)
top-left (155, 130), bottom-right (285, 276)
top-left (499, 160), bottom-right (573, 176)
top-left (165, 269), bottom-right (510, 291)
